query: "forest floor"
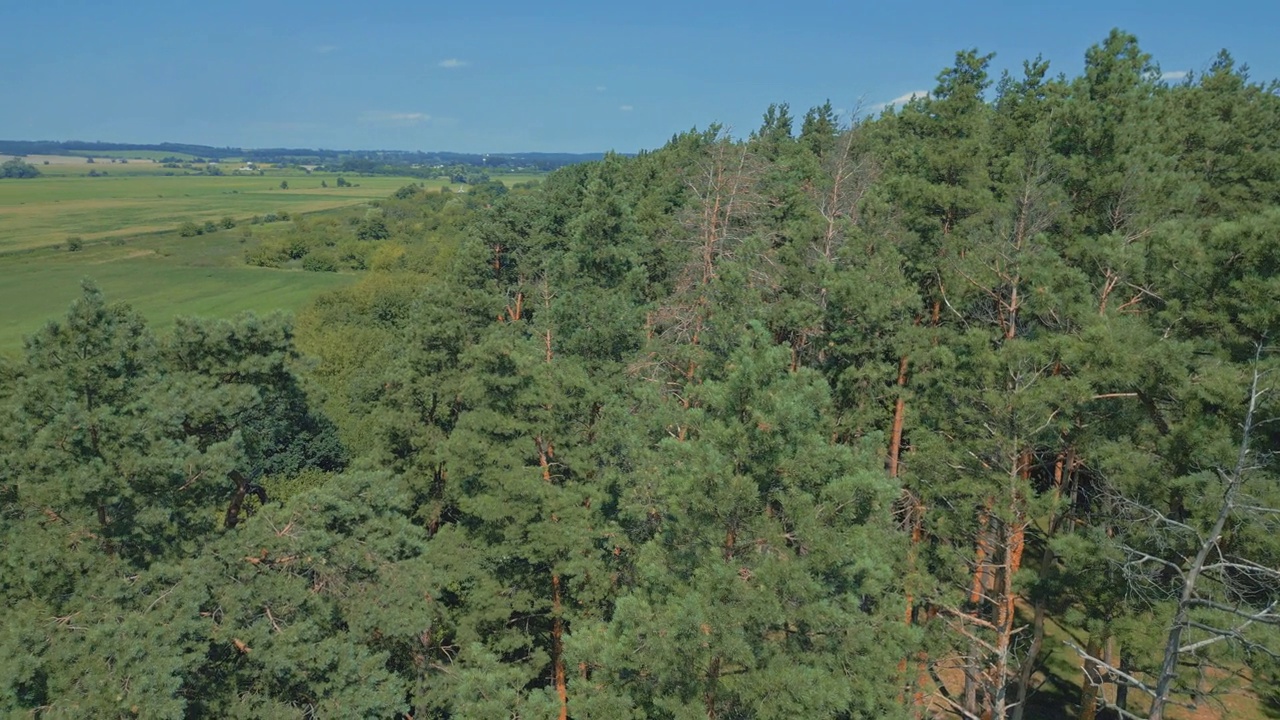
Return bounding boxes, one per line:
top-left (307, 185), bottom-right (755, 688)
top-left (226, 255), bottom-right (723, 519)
top-left (923, 602), bottom-right (1275, 719)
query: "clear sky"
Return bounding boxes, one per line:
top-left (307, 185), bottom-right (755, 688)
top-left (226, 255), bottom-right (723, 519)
top-left (3, 0), bottom-right (1277, 154)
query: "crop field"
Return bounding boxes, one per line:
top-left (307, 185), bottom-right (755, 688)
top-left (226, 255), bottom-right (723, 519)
top-left (0, 169), bottom-right (544, 355)
top-left (0, 166), bottom-right (449, 252)
top-left (0, 225), bottom-right (357, 355)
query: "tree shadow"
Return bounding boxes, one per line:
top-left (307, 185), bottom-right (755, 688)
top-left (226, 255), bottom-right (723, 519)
top-left (1022, 669), bottom-right (1080, 720)
top-left (1261, 690), bottom-right (1280, 719)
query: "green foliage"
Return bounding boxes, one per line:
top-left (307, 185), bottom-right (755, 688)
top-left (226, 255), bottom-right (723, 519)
top-left (392, 182), bottom-right (421, 200)
top-left (301, 251), bottom-right (339, 272)
top-left (0, 157), bottom-right (40, 178)
top-left (355, 214), bottom-right (390, 241)
top-left (0, 285), bottom-right (350, 715)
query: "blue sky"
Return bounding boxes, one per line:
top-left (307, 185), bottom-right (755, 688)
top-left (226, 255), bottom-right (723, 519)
top-left (3, 0), bottom-right (1277, 153)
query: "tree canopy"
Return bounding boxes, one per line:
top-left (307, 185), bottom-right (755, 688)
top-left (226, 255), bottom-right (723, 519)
top-left (1, 157), bottom-right (40, 178)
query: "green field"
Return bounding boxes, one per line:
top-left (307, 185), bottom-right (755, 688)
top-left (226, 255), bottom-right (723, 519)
top-left (0, 164), bottom-right (381, 354)
top-left (0, 226), bottom-right (358, 356)
top-left (0, 169), bottom-right (450, 252)
top-left (0, 169), bottom-right (541, 355)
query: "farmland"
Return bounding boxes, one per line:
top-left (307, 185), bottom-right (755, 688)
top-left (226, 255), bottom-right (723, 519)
top-left (0, 158), bottom-right (451, 252)
top-left (0, 160), bottom-right (540, 354)
top-left (0, 223), bottom-right (358, 355)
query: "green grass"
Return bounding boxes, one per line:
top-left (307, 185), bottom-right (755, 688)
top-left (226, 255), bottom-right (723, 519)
top-left (0, 224), bottom-right (357, 356)
top-left (0, 170), bottom-right (543, 355)
top-left (0, 172), bottom-right (452, 252)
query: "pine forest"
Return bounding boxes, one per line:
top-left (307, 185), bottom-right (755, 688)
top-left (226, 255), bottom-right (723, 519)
top-left (3, 30), bottom-right (1279, 720)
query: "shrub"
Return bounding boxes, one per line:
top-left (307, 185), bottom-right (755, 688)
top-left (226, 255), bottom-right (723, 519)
top-left (202, 220), bottom-right (218, 234)
top-left (302, 253), bottom-right (339, 272)
top-left (356, 216), bottom-right (390, 241)
top-left (393, 183), bottom-right (421, 200)
top-left (369, 243), bottom-right (408, 271)
top-left (66, 237), bottom-right (83, 252)
top-left (178, 221), bottom-right (202, 237)
top-left (337, 242), bottom-right (369, 270)
top-left (220, 216), bottom-right (236, 229)
top-left (284, 236), bottom-right (309, 260)
top-left (243, 246), bottom-right (284, 268)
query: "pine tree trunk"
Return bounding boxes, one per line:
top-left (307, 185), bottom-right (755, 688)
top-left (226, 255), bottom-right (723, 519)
top-left (536, 436), bottom-right (554, 483)
top-left (705, 655), bottom-right (722, 719)
top-left (991, 516), bottom-right (1026, 720)
top-left (963, 643), bottom-right (981, 718)
top-left (898, 498), bottom-right (924, 712)
top-left (1012, 455), bottom-right (1063, 720)
top-left (970, 505), bottom-right (992, 605)
top-left (891, 352), bottom-right (915, 705)
top-left (1113, 652), bottom-right (1129, 718)
top-left (1011, 595), bottom-right (1046, 720)
top-left (1078, 633), bottom-right (1104, 720)
top-left (963, 502), bottom-right (994, 717)
top-left (888, 354), bottom-right (909, 477)
top-left (224, 470), bottom-right (250, 529)
top-left (553, 573), bottom-right (568, 720)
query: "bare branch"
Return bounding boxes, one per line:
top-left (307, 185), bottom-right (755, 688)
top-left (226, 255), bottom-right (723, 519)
top-left (1186, 597), bottom-right (1280, 624)
top-left (1181, 602), bottom-right (1280, 653)
top-left (1063, 640), bottom-right (1158, 699)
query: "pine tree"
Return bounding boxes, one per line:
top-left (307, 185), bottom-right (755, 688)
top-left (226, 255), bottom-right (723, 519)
top-left (597, 327), bottom-right (910, 718)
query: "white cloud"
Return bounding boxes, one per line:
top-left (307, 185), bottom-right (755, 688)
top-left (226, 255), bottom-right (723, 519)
top-left (619, 105), bottom-right (633, 112)
top-left (360, 111), bottom-right (431, 126)
top-left (870, 90), bottom-right (930, 113)
top-left (596, 85), bottom-right (607, 92)
top-left (315, 45), bottom-right (338, 54)
top-left (1161, 70), bottom-right (1188, 82)
top-left (438, 58), bottom-right (469, 69)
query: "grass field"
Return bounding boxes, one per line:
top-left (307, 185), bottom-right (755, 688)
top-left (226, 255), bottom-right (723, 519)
top-left (2, 154), bottom-right (217, 173)
top-left (0, 169), bottom-right (543, 355)
top-left (0, 169), bottom-right (452, 252)
top-left (0, 225), bottom-right (357, 356)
